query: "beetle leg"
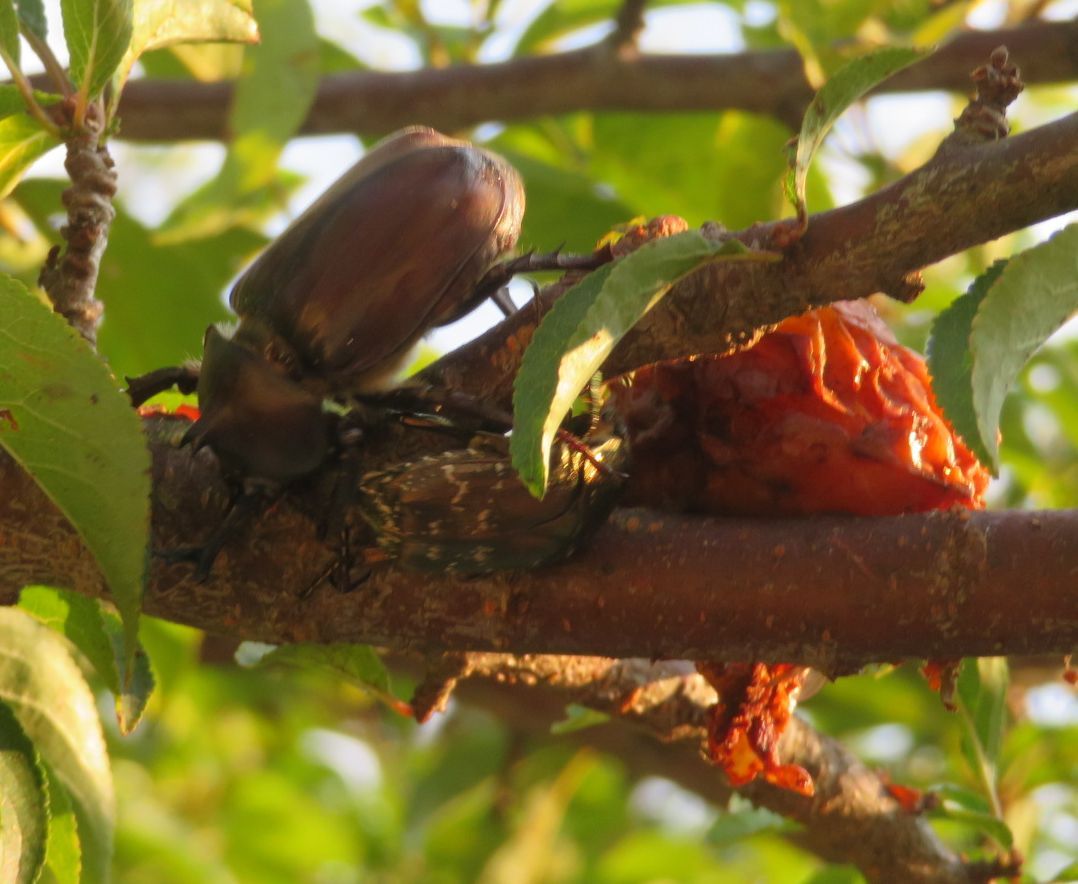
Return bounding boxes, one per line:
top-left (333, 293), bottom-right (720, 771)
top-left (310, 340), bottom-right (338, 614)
top-left (155, 483), bottom-right (273, 582)
top-left (125, 364), bottom-right (200, 407)
top-left (356, 385), bottom-right (513, 436)
top-left (471, 246), bottom-right (613, 307)
top-left (529, 280), bottom-right (543, 326)
top-left (489, 286), bottom-right (516, 317)
top-left (302, 418), bottom-right (374, 597)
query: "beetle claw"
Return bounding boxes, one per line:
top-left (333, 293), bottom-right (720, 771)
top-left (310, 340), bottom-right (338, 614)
top-left (490, 286), bottom-right (516, 317)
top-left (152, 544), bottom-right (217, 584)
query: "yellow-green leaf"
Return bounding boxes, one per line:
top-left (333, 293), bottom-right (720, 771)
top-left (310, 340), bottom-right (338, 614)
top-left (0, 608), bottom-right (113, 883)
top-left (62, 0), bottom-right (133, 99)
top-left (114, 0), bottom-right (258, 90)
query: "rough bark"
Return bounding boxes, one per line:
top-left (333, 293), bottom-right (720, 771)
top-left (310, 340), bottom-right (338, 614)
top-left (453, 655), bottom-right (1011, 884)
top-left (1, 429), bottom-right (1074, 672)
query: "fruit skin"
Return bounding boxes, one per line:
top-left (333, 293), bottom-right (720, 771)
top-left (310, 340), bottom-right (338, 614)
top-left (357, 429), bottom-right (627, 574)
top-left (184, 127), bottom-right (525, 484)
top-left (609, 300), bottom-right (989, 518)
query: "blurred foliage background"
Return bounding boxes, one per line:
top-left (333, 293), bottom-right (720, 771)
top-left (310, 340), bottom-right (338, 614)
top-left (3, 0), bottom-right (1076, 881)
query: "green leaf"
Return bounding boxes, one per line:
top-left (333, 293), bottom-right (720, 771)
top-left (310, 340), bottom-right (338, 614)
top-left (0, 84), bottom-right (62, 119)
top-left (588, 112), bottom-right (791, 229)
top-left (970, 223), bottom-right (1078, 469)
top-left (239, 643), bottom-right (392, 698)
top-left (18, 588), bottom-right (154, 734)
top-left (102, 611), bottom-right (154, 735)
top-left (511, 231), bottom-right (776, 496)
top-left (549, 704), bottom-right (610, 735)
top-left (16, 178), bottom-right (265, 378)
top-left (776, 0), bottom-right (879, 84)
top-left (958, 657), bottom-right (1009, 767)
top-left (785, 46), bottom-right (926, 224)
top-left (926, 260), bottom-right (1007, 466)
top-left (160, 0), bottom-right (316, 241)
top-left (41, 763), bottom-right (81, 884)
top-left (114, 0), bottom-right (258, 90)
top-left (0, 0), bottom-right (21, 66)
top-left (19, 585), bottom-right (120, 693)
top-left (0, 608), bottom-right (113, 883)
top-left (0, 112), bottom-right (60, 198)
top-left (490, 144), bottom-right (633, 253)
top-left (930, 801), bottom-right (1013, 850)
top-left (62, 0), bottom-right (133, 99)
top-left (929, 782), bottom-right (990, 814)
top-left (14, 0), bottom-right (46, 40)
top-left (0, 700), bottom-right (48, 884)
top-left (0, 273), bottom-right (150, 662)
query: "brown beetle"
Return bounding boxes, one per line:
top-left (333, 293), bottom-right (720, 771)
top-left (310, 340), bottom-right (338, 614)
top-left (357, 427), bottom-right (627, 574)
top-left (184, 126), bottom-right (525, 486)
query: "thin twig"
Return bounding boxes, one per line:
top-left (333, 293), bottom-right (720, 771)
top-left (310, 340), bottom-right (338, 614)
top-left (609, 0), bottom-right (648, 49)
top-left (20, 24), bottom-right (72, 98)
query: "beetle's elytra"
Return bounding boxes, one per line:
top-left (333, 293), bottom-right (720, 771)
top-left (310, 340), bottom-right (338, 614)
top-left (184, 126), bottom-right (525, 484)
top-left (357, 430), bottom-right (627, 574)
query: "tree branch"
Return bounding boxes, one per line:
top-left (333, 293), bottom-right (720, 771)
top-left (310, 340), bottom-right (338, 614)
top-left (4, 109), bottom-right (1075, 669)
top-left (420, 110), bottom-right (1078, 411)
top-left (37, 104), bottom-right (117, 345)
top-left (452, 655), bottom-right (1003, 884)
top-left (609, 0), bottom-right (648, 49)
top-left (2, 428), bottom-right (1074, 672)
top-left (110, 20), bottom-right (1078, 141)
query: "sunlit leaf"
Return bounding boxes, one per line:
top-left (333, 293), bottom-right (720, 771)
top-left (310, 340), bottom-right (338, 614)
top-left (0, 0), bottom-right (21, 66)
top-left (103, 611), bottom-right (155, 735)
top-left (926, 260), bottom-right (1007, 466)
top-left (0, 113), bottom-right (59, 198)
top-left (0, 84), bottom-right (62, 120)
top-left (958, 657), bottom-right (1009, 767)
top-left (970, 223), bottom-right (1078, 469)
top-left (18, 587), bottom-right (156, 733)
top-left (62, 0), bottom-right (133, 99)
top-left (114, 0), bottom-right (258, 90)
top-left (0, 608), bottom-right (113, 883)
top-left (0, 274), bottom-right (150, 659)
top-left (160, 0), bottom-right (316, 241)
top-left (0, 700), bottom-right (48, 884)
top-left (20, 585), bottom-right (121, 692)
top-left (42, 763), bottom-right (81, 884)
top-left (785, 46), bottom-right (926, 226)
top-left (511, 231), bottom-right (776, 496)
top-left (931, 801), bottom-right (1013, 850)
top-left (491, 144), bottom-right (633, 253)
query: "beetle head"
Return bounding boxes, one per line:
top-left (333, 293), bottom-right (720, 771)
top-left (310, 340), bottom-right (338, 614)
top-left (183, 324), bottom-right (331, 485)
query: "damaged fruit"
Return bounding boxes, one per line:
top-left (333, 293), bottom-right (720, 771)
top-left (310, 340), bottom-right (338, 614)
top-left (609, 296), bottom-right (989, 794)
